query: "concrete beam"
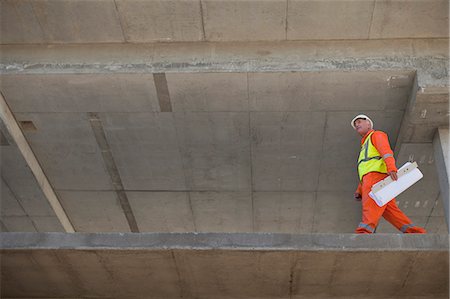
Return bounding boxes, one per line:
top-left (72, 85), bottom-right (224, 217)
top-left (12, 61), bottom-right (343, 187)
top-left (0, 39), bottom-right (448, 87)
top-left (1, 233), bottom-right (448, 299)
top-left (433, 128), bottom-right (450, 232)
top-left (0, 93), bottom-right (74, 232)
top-left (1, 232), bottom-right (448, 251)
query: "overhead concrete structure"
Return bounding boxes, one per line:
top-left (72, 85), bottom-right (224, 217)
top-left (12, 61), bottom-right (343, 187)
top-left (1, 232), bottom-right (449, 299)
top-left (0, 0), bottom-right (449, 298)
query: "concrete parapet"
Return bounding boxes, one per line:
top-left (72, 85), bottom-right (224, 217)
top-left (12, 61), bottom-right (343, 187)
top-left (1, 232), bottom-right (448, 298)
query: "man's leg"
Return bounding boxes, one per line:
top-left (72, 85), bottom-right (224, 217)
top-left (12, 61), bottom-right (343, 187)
top-left (383, 199), bottom-right (426, 233)
top-left (355, 174), bottom-right (386, 233)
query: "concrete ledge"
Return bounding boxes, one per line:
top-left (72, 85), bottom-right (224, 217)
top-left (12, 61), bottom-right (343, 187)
top-left (1, 39), bottom-right (448, 87)
top-left (0, 232), bottom-right (448, 251)
top-left (1, 233), bottom-right (448, 299)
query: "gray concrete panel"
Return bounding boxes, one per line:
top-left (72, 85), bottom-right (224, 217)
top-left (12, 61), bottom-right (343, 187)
top-left (394, 143), bottom-right (441, 217)
top-left (1, 145), bottom-right (56, 216)
top-left (174, 112), bottom-right (251, 191)
top-left (0, 1), bottom-right (45, 44)
top-left (127, 192), bottom-right (195, 232)
top-left (1, 40), bottom-right (447, 88)
top-left (248, 71), bottom-right (411, 112)
top-left (166, 73), bottom-right (249, 112)
top-left (202, 0), bottom-right (287, 41)
top-left (318, 111), bottom-right (403, 191)
top-left (370, 0), bottom-right (449, 39)
top-left (16, 113), bottom-right (112, 190)
top-left (253, 192), bottom-right (314, 233)
top-left (1, 216), bottom-right (36, 232)
top-left (0, 179), bottom-right (26, 217)
top-left (116, 0), bottom-right (203, 42)
top-left (57, 191), bottom-right (130, 232)
top-left (410, 92), bottom-right (449, 126)
top-left (1, 74), bottom-right (159, 113)
top-left (100, 113), bottom-right (186, 190)
top-left (251, 112), bottom-right (325, 191)
top-left (248, 72), bottom-right (313, 111)
top-left (176, 250), bottom-right (293, 298)
top-left (287, 0), bottom-right (374, 40)
top-left (0, 233), bottom-right (448, 298)
top-left (30, 216), bottom-right (64, 232)
top-left (433, 128), bottom-right (450, 231)
top-left (313, 192), bottom-right (361, 233)
top-left (31, 0), bottom-right (124, 43)
top-left (189, 192), bottom-right (252, 232)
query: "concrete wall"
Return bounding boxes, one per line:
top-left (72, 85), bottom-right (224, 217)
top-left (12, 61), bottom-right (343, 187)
top-left (1, 0), bottom-right (448, 44)
top-left (1, 232), bottom-right (448, 299)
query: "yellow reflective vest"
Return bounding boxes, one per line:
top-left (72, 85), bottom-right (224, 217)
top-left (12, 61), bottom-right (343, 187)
top-left (357, 131), bottom-right (387, 180)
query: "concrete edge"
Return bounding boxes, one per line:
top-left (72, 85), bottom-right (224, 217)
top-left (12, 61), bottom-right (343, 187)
top-left (0, 232), bottom-right (448, 251)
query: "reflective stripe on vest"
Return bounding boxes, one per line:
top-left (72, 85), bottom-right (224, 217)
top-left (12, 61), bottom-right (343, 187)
top-left (357, 131), bottom-right (387, 181)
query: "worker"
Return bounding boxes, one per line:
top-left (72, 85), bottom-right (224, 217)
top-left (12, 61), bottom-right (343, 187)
top-left (351, 114), bottom-right (426, 234)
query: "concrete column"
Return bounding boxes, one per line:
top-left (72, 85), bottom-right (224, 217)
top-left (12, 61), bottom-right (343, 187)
top-left (433, 128), bottom-right (450, 233)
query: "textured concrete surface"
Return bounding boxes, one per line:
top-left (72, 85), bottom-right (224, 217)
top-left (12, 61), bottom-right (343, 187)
top-left (0, 233), bottom-right (448, 299)
top-left (434, 128), bottom-right (450, 231)
top-left (0, 1), bottom-right (448, 236)
top-left (1, 0), bottom-right (447, 44)
top-left (0, 70), bottom-right (447, 234)
top-left (1, 39), bottom-right (448, 88)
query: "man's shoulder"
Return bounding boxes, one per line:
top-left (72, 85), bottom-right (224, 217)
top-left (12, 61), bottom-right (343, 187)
top-left (372, 130), bottom-right (388, 137)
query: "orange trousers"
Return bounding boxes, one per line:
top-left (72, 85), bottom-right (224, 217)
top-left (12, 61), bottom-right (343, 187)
top-left (355, 172), bottom-right (426, 234)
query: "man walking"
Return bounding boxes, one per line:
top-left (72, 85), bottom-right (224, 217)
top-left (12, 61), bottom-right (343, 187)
top-left (351, 114), bottom-right (426, 234)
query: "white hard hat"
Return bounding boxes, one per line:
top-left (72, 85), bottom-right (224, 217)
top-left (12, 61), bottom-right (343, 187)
top-left (351, 114), bottom-right (373, 129)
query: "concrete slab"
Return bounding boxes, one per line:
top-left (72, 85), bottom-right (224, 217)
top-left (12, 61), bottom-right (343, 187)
top-left (287, 0), bottom-right (374, 40)
top-left (176, 250), bottom-right (293, 298)
top-left (1, 40), bottom-right (447, 88)
top-left (100, 113), bottom-right (186, 190)
top-left (312, 191), bottom-right (361, 233)
top-left (248, 71), bottom-right (412, 112)
top-left (394, 143), bottom-right (441, 217)
top-left (410, 92), bottom-right (449, 126)
top-left (1, 216), bottom-right (36, 232)
top-left (16, 113), bottom-right (112, 190)
top-left (166, 73), bottom-right (248, 112)
top-left (370, 0), bottom-right (449, 39)
top-left (433, 128), bottom-right (450, 231)
top-left (0, 1), bottom-right (45, 44)
top-left (127, 192), bottom-right (195, 232)
top-left (202, 0), bottom-right (287, 41)
top-left (1, 179), bottom-right (26, 217)
top-left (29, 216), bottom-right (64, 232)
top-left (250, 112), bottom-right (325, 191)
top-left (0, 233), bottom-right (448, 298)
top-left (1, 145), bottom-right (56, 216)
top-left (29, 0), bottom-right (123, 43)
top-left (57, 191), bottom-right (130, 232)
top-left (1, 74), bottom-right (159, 113)
top-left (116, 0), bottom-right (203, 42)
top-left (189, 192), bottom-right (252, 232)
top-left (174, 112), bottom-right (251, 191)
top-left (253, 192), bottom-right (315, 233)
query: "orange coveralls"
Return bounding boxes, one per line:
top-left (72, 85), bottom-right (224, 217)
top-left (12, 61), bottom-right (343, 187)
top-left (355, 130), bottom-right (426, 234)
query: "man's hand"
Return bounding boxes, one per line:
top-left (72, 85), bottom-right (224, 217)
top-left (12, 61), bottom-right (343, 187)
top-left (354, 192), bottom-right (362, 201)
top-left (388, 171), bottom-right (398, 181)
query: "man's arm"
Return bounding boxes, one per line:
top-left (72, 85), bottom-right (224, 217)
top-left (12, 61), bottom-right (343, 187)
top-left (354, 182), bottom-right (362, 201)
top-left (372, 131), bottom-right (398, 180)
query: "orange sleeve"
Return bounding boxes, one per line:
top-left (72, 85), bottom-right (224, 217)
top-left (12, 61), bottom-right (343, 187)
top-left (371, 131), bottom-right (397, 172)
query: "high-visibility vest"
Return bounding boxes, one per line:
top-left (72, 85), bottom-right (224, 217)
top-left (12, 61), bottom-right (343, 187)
top-left (357, 131), bottom-right (387, 180)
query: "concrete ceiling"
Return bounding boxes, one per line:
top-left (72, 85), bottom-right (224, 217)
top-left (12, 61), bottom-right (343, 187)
top-left (0, 70), bottom-right (447, 234)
